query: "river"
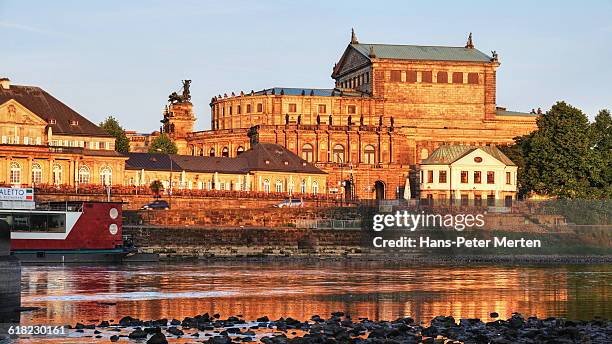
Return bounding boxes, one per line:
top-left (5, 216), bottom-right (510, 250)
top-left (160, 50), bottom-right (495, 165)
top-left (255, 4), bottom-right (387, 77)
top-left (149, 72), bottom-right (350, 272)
top-left (19, 261), bottom-right (612, 325)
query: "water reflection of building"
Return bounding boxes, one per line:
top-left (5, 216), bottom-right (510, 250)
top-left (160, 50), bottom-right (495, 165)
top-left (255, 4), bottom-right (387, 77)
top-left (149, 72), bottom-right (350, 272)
top-left (19, 264), bottom-right (586, 327)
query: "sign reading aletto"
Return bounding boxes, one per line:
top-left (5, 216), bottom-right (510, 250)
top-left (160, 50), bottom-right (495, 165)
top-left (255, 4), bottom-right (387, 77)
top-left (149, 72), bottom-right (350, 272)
top-left (0, 187), bottom-right (34, 201)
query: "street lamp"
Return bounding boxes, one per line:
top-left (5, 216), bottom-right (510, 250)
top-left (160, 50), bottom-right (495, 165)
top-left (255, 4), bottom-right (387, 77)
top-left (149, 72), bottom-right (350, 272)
top-left (156, 148), bottom-right (173, 206)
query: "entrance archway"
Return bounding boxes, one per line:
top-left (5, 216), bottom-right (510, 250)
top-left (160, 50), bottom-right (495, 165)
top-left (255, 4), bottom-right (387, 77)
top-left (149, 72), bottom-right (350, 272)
top-left (343, 179), bottom-right (353, 203)
top-left (374, 180), bottom-right (385, 200)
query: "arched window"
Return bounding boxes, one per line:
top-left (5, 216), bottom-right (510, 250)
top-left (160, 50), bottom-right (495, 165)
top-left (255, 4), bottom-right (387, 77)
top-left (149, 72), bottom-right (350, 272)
top-left (364, 145), bottom-right (376, 164)
top-left (52, 164), bottom-right (62, 185)
top-left (301, 143), bottom-right (313, 162)
top-left (31, 162), bottom-right (42, 185)
top-left (100, 166), bottom-right (112, 186)
top-left (263, 179), bottom-right (270, 193)
top-left (275, 180), bottom-right (283, 193)
top-left (78, 165), bottom-right (90, 184)
top-left (300, 179), bottom-right (306, 194)
top-left (209, 148), bottom-right (215, 157)
top-left (332, 144), bottom-right (345, 163)
top-left (236, 146), bottom-right (245, 156)
top-left (199, 147), bottom-right (204, 156)
top-left (312, 181), bottom-right (319, 195)
top-left (288, 180), bottom-right (294, 195)
top-left (221, 147), bottom-right (229, 157)
top-left (9, 162), bottom-right (21, 185)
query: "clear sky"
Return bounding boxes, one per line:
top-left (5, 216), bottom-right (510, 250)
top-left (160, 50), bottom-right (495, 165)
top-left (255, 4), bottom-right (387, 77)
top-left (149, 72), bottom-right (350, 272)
top-left (2, 0), bottom-right (611, 132)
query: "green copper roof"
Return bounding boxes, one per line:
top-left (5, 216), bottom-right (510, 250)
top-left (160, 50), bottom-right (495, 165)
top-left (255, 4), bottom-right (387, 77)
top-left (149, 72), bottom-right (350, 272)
top-left (421, 145), bottom-right (516, 166)
top-left (496, 109), bottom-right (537, 117)
top-left (352, 43), bottom-right (493, 63)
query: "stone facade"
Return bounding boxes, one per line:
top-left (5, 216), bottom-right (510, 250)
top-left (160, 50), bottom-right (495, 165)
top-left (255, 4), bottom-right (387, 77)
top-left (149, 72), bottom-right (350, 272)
top-left (0, 79), bottom-right (127, 187)
top-left (141, 32), bottom-right (539, 200)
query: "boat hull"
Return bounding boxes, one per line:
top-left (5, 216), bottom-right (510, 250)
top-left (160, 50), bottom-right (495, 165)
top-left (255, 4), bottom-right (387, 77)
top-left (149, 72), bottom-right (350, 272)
top-left (12, 249), bottom-right (126, 263)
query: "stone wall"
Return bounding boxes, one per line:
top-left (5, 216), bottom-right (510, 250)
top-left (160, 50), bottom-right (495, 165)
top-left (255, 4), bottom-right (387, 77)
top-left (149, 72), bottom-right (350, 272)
top-left (123, 226), bottom-right (365, 258)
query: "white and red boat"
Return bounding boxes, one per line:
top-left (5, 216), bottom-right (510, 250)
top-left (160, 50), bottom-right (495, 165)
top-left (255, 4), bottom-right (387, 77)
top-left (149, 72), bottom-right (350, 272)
top-left (4, 200), bottom-right (131, 263)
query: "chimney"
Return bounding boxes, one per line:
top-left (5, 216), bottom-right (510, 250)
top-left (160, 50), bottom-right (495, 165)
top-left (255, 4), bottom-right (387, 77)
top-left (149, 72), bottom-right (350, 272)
top-left (0, 78), bottom-right (10, 90)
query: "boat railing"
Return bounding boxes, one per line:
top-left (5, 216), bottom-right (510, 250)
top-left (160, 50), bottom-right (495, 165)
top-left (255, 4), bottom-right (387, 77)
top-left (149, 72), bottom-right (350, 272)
top-left (35, 202), bottom-right (84, 212)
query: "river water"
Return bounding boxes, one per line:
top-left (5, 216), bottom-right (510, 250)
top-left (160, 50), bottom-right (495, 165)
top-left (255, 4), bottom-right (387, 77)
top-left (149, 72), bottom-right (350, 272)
top-left (18, 261), bottom-right (612, 328)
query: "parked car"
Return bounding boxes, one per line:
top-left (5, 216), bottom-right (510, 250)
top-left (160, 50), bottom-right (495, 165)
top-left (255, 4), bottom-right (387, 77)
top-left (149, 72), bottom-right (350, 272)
top-left (141, 200), bottom-right (170, 210)
top-left (274, 198), bottom-right (304, 208)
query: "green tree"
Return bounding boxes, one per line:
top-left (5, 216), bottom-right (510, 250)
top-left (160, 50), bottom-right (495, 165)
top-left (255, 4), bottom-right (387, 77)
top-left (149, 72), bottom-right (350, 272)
top-left (149, 180), bottom-right (164, 197)
top-left (521, 101), bottom-right (602, 199)
top-left (99, 116), bottom-right (130, 153)
top-left (500, 133), bottom-right (533, 197)
top-left (148, 133), bottom-right (178, 154)
top-left (591, 109), bottom-right (612, 196)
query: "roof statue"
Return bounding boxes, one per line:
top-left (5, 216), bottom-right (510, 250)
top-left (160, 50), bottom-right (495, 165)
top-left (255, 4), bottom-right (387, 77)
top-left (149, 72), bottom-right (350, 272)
top-left (368, 46), bottom-right (376, 58)
top-left (350, 28), bottom-right (359, 44)
top-left (491, 50), bottom-right (499, 62)
top-left (465, 32), bottom-right (474, 49)
top-left (168, 79), bottom-right (192, 104)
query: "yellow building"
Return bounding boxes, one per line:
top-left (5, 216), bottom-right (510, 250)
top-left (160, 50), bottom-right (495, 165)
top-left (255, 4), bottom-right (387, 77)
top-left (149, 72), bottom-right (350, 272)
top-left (0, 78), bottom-right (126, 187)
top-left (124, 143), bottom-right (327, 195)
top-left (419, 144), bottom-right (518, 206)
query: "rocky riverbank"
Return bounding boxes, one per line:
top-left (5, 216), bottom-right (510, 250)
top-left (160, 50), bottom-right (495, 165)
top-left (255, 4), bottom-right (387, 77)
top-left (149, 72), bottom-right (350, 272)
top-left (50, 311), bottom-right (612, 343)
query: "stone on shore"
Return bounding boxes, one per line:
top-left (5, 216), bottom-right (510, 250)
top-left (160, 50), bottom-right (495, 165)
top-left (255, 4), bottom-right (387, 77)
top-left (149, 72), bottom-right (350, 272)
top-left (147, 332), bottom-right (168, 344)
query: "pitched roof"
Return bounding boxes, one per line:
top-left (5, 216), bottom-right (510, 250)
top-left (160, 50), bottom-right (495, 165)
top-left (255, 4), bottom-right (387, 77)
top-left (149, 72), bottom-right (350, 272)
top-left (421, 145), bottom-right (516, 166)
top-left (496, 108), bottom-right (537, 117)
top-left (351, 43), bottom-right (493, 63)
top-left (0, 84), bottom-right (111, 137)
top-left (241, 143), bottom-right (326, 174)
top-left (125, 143), bottom-right (326, 174)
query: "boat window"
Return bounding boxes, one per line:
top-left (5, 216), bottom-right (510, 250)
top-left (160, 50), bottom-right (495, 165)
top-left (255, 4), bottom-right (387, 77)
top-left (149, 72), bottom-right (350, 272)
top-left (0, 212), bottom-right (66, 233)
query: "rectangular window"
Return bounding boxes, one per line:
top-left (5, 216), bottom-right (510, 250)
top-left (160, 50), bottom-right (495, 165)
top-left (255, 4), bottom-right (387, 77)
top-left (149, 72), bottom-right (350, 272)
top-left (229, 106), bottom-right (233, 115)
top-left (452, 72), bottom-right (463, 84)
top-left (288, 103), bottom-right (297, 112)
top-left (487, 194), bottom-right (496, 206)
top-left (237, 105), bottom-right (241, 114)
top-left (365, 72), bottom-right (370, 83)
top-left (256, 103), bottom-right (263, 112)
top-left (487, 171), bottom-right (495, 184)
top-left (461, 171), bottom-right (468, 183)
top-left (427, 170), bottom-right (433, 183)
top-left (468, 72), bottom-right (479, 84)
top-left (347, 105), bottom-right (356, 114)
top-left (390, 70), bottom-right (401, 82)
top-left (421, 71), bottom-right (432, 83)
top-left (474, 171), bottom-right (481, 184)
top-left (506, 172), bottom-right (512, 184)
top-left (318, 104), bottom-right (326, 114)
top-left (437, 71), bottom-right (448, 83)
top-left (439, 170), bottom-right (447, 183)
top-left (474, 195), bottom-right (482, 207)
top-left (246, 104), bottom-right (251, 113)
top-left (461, 195), bottom-right (469, 206)
top-left (406, 70), bottom-right (417, 83)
